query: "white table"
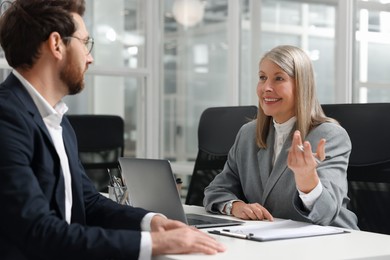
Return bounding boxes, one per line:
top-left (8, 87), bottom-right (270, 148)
top-left (154, 205), bottom-right (390, 260)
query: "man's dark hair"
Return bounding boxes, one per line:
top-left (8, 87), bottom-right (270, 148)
top-left (0, 0), bottom-right (86, 69)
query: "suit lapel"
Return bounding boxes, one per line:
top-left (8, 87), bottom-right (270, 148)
top-left (260, 126), bottom-right (295, 204)
top-left (9, 74), bottom-right (54, 146)
top-left (8, 74), bottom-right (66, 219)
top-left (257, 127), bottom-right (274, 194)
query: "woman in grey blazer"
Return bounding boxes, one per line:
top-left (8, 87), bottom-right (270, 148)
top-left (204, 45), bottom-right (358, 230)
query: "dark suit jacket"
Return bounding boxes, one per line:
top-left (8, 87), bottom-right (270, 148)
top-left (0, 73), bottom-right (150, 260)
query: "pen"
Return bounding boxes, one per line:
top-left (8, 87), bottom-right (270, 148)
top-left (297, 145), bottom-right (330, 164)
top-left (211, 230), bottom-right (253, 239)
top-left (107, 168), bottom-right (114, 186)
top-left (107, 169), bottom-right (126, 203)
top-left (119, 189), bottom-right (129, 205)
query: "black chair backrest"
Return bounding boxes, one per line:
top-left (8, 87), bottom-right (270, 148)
top-left (67, 115), bottom-right (124, 192)
top-left (322, 103), bottom-right (390, 234)
top-left (185, 106), bottom-right (258, 206)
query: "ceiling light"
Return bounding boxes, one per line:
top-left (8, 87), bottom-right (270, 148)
top-left (172, 0), bottom-right (205, 27)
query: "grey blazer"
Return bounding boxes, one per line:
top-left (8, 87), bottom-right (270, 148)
top-left (204, 120), bottom-right (359, 230)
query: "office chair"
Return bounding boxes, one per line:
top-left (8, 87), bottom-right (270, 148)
top-left (322, 103), bottom-right (390, 234)
top-left (67, 115), bottom-right (125, 192)
top-left (185, 106), bottom-right (258, 206)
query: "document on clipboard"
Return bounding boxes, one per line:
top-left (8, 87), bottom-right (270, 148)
top-left (209, 219), bottom-right (348, 242)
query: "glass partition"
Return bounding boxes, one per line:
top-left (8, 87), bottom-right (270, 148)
top-left (1, 0), bottom-right (390, 166)
top-left (85, 0), bottom-right (147, 69)
top-left (355, 1), bottom-right (390, 102)
top-left (240, 0), bottom-right (336, 105)
top-left (162, 0), bottom-right (229, 162)
top-left (64, 75), bottom-right (145, 158)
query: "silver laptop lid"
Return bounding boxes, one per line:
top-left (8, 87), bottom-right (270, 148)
top-left (118, 157), bottom-right (188, 223)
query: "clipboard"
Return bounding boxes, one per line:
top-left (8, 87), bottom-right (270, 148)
top-left (208, 219), bottom-right (349, 242)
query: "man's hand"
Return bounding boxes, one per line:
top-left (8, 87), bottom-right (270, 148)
top-left (150, 215), bottom-right (187, 232)
top-left (151, 226), bottom-right (226, 255)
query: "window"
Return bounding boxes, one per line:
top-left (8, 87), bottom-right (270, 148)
top-left (355, 0), bottom-right (390, 102)
top-left (64, 75), bottom-right (145, 157)
top-left (241, 1), bottom-right (336, 105)
top-left (76, 0), bottom-right (149, 157)
top-left (162, 0), bottom-right (338, 165)
top-left (162, 0), bottom-right (230, 162)
top-left (1, 0), bottom-right (390, 168)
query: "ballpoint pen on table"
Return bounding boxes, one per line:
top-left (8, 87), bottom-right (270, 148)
top-left (209, 229), bottom-right (253, 240)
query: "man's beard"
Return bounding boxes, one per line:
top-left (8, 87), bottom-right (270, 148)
top-left (60, 54), bottom-right (85, 95)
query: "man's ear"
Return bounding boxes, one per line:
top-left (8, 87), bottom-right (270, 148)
top-left (47, 32), bottom-right (64, 60)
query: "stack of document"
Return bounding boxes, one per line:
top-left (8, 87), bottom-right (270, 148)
top-left (209, 219), bottom-right (347, 242)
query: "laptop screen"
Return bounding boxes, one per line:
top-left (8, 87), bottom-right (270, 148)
top-left (118, 157), bottom-right (243, 228)
top-left (119, 157), bottom-right (188, 222)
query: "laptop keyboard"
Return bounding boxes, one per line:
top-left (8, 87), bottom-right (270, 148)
top-left (185, 213), bottom-right (243, 228)
top-left (187, 216), bottom-right (214, 226)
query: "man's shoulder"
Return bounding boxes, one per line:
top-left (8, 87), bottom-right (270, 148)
top-left (0, 74), bottom-right (35, 113)
top-left (0, 73), bottom-right (21, 100)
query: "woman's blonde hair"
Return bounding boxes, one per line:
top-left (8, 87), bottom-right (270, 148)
top-left (256, 45), bottom-right (336, 148)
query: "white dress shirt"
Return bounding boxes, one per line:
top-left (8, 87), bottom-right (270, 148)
top-left (273, 116), bottom-right (297, 165)
top-left (12, 70), bottom-right (155, 260)
top-left (13, 70), bottom-right (73, 223)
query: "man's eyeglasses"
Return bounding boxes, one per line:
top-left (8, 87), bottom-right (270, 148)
top-left (63, 36), bottom-right (94, 54)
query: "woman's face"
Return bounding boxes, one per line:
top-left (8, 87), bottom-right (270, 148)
top-left (257, 58), bottom-right (296, 123)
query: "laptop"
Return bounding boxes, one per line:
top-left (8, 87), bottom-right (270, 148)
top-left (118, 157), bottom-right (243, 229)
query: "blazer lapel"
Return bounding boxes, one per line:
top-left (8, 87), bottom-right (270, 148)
top-left (9, 74), bottom-right (66, 219)
top-left (9, 74), bottom-right (53, 145)
top-left (257, 128), bottom-right (275, 194)
top-left (261, 128), bottom-right (294, 204)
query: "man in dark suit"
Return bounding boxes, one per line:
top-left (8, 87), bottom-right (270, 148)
top-left (0, 1), bottom-right (224, 259)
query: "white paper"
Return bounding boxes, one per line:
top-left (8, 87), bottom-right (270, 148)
top-left (219, 219), bottom-right (346, 241)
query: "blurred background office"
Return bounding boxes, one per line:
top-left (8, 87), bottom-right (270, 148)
top-left (1, 0), bottom-right (389, 174)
